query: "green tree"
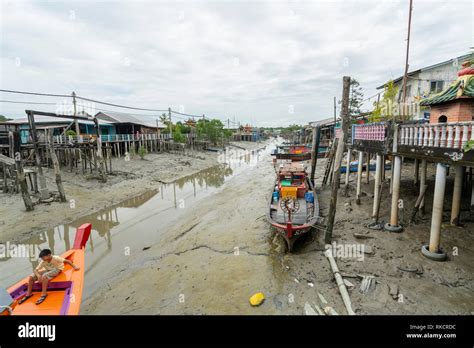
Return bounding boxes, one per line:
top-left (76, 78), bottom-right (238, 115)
top-left (160, 113), bottom-right (171, 133)
top-left (349, 79), bottom-right (364, 117)
top-left (196, 119), bottom-right (226, 144)
top-left (173, 123), bottom-right (185, 143)
top-left (0, 115), bottom-right (12, 122)
top-left (138, 145), bottom-right (147, 160)
top-left (370, 80), bottom-right (398, 122)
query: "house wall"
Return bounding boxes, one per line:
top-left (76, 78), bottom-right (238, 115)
top-left (392, 58), bottom-right (465, 120)
top-left (397, 61), bottom-right (461, 103)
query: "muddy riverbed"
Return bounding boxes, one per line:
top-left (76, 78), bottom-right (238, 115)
top-left (1, 140), bottom-right (473, 315)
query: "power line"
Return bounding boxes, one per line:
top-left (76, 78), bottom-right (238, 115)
top-left (0, 89), bottom-right (70, 98)
top-left (0, 88), bottom-right (241, 125)
top-left (170, 110), bottom-right (205, 118)
top-left (75, 96), bottom-right (168, 113)
top-left (0, 100), bottom-right (57, 105)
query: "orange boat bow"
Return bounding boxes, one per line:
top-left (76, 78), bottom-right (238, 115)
top-left (7, 223), bottom-right (91, 315)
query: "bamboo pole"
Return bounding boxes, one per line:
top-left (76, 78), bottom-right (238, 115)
top-left (324, 249), bottom-right (355, 315)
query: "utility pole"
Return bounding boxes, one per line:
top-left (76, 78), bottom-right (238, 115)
top-left (325, 76), bottom-right (351, 244)
top-left (401, 0), bottom-right (413, 119)
top-left (168, 107), bottom-right (172, 140)
top-left (333, 96), bottom-right (337, 137)
top-left (72, 91), bottom-right (79, 136)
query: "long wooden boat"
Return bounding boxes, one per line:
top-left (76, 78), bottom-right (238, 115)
top-left (271, 145), bottom-right (311, 162)
top-left (1, 223), bottom-right (92, 315)
top-left (340, 161), bottom-right (392, 173)
top-left (266, 163), bottom-right (319, 251)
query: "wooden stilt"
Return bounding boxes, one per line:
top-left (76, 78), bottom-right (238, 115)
top-left (15, 155), bottom-right (34, 211)
top-left (414, 158), bottom-right (419, 186)
top-left (325, 76), bottom-right (351, 244)
top-left (47, 130), bottom-right (66, 202)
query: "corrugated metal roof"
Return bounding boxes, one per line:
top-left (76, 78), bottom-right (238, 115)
top-left (309, 117), bottom-right (336, 127)
top-left (376, 53), bottom-right (474, 90)
top-left (6, 115), bottom-right (113, 126)
top-left (95, 111), bottom-right (166, 128)
top-left (420, 75), bottom-right (474, 106)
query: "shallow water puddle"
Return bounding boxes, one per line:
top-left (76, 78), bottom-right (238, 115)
top-left (0, 143), bottom-right (274, 299)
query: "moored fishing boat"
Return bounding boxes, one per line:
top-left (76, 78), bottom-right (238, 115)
top-left (266, 162), bottom-right (319, 251)
top-left (1, 223), bottom-right (92, 315)
top-left (271, 144), bottom-right (312, 161)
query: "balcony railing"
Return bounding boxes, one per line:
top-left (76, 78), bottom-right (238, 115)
top-left (399, 122), bottom-right (474, 150)
top-left (352, 122), bottom-right (387, 142)
top-left (53, 133), bottom-right (173, 144)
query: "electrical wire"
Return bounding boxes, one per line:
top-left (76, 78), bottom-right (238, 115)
top-left (0, 89), bottom-right (71, 98)
top-left (0, 100), bottom-right (57, 105)
top-left (0, 88), bottom-right (239, 125)
top-left (75, 96), bottom-right (168, 112)
top-left (170, 110), bottom-right (205, 118)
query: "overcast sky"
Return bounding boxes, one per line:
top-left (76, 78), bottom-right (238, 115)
top-left (0, 0), bottom-right (472, 126)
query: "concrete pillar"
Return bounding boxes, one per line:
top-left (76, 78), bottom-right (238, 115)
top-left (385, 155), bottom-right (403, 232)
top-left (390, 156), bottom-right (394, 194)
top-left (450, 165), bottom-right (464, 226)
top-left (428, 163), bottom-right (447, 253)
top-left (419, 159), bottom-right (427, 213)
top-left (345, 148), bottom-right (351, 186)
top-left (372, 154), bottom-right (382, 218)
top-left (356, 151), bottom-right (363, 204)
top-left (365, 152), bottom-right (370, 184)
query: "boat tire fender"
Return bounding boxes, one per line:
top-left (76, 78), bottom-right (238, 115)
top-left (384, 223), bottom-right (403, 233)
top-left (421, 245), bottom-right (447, 261)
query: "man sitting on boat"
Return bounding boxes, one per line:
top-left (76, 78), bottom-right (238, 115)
top-left (18, 249), bottom-right (80, 305)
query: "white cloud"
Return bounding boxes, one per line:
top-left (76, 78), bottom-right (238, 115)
top-left (0, 0), bottom-right (472, 126)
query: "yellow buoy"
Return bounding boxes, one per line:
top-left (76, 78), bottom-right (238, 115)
top-left (249, 292), bottom-right (265, 306)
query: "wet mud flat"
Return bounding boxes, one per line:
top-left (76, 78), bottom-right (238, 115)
top-left (2, 144), bottom-right (472, 315)
top-left (82, 157), bottom-right (473, 315)
top-left (1, 140), bottom-right (284, 313)
top-left (282, 159), bottom-right (474, 315)
top-left (0, 142), bottom-right (259, 245)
